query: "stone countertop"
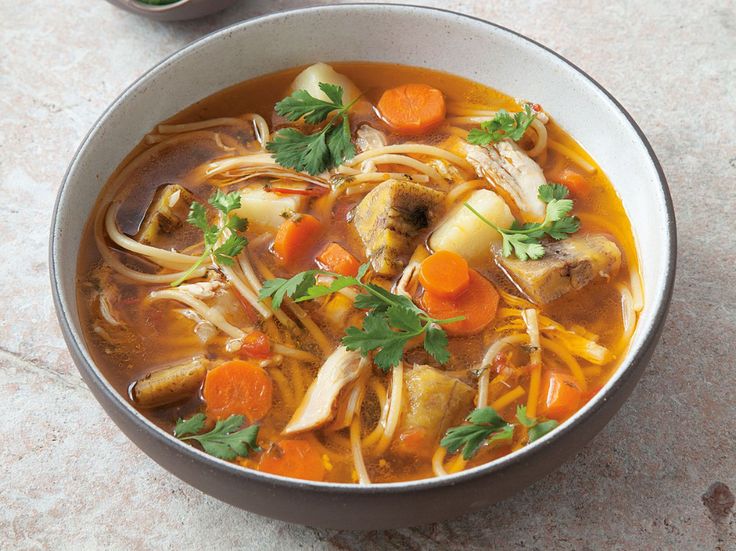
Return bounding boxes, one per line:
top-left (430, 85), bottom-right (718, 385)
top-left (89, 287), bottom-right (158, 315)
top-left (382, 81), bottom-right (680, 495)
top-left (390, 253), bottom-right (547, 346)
top-left (1, 0), bottom-right (734, 549)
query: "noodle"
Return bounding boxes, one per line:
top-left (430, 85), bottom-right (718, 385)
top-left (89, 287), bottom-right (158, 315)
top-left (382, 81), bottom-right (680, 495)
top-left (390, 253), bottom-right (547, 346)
top-left (348, 144), bottom-right (474, 173)
top-left (374, 362), bottom-right (404, 454)
top-left (349, 379), bottom-right (371, 485)
top-left (547, 140), bottom-right (596, 174)
top-left (522, 309), bottom-right (542, 417)
top-left (491, 385), bottom-right (526, 410)
top-left (431, 447), bottom-right (450, 477)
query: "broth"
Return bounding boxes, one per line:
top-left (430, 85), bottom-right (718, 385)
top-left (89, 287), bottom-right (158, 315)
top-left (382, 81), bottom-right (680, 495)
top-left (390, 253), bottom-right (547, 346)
top-left (77, 62), bottom-right (639, 483)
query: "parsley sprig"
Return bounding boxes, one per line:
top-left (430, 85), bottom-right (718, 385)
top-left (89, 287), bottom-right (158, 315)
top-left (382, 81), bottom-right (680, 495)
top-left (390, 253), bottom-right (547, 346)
top-left (259, 264), bottom-right (463, 371)
top-left (174, 413), bottom-right (260, 460)
top-left (464, 183), bottom-right (580, 261)
top-left (515, 405), bottom-right (559, 443)
top-left (467, 104), bottom-right (537, 145)
top-left (266, 83), bottom-right (359, 175)
top-left (171, 190), bottom-right (248, 286)
top-left (441, 407), bottom-right (514, 460)
top-left (441, 405), bottom-right (559, 460)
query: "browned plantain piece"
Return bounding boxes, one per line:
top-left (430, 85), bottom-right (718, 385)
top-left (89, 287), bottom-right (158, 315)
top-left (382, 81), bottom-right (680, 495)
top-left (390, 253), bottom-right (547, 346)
top-left (352, 180), bottom-right (444, 276)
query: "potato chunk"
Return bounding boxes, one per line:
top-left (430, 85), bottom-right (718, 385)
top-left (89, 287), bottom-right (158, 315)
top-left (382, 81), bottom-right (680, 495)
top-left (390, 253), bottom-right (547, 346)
top-left (290, 62), bottom-right (361, 104)
top-left (234, 188), bottom-right (306, 230)
top-left (429, 189), bottom-right (514, 265)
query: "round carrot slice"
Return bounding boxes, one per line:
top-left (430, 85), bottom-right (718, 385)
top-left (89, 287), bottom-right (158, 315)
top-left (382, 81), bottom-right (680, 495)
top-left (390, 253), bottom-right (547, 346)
top-left (377, 83), bottom-right (446, 135)
top-left (418, 250), bottom-right (470, 298)
top-left (258, 439), bottom-right (326, 481)
top-left (421, 270), bottom-right (499, 336)
top-left (203, 360), bottom-right (273, 421)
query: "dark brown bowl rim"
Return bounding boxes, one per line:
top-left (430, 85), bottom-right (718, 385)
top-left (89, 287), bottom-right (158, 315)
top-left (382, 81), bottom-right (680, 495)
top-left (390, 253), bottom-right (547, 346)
top-left (49, 3), bottom-right (676, 495)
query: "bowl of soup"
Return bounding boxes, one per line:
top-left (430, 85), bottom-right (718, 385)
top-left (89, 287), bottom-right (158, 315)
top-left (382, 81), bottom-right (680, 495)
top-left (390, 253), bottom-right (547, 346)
top-left (50, 4), bottom-right (675, 529)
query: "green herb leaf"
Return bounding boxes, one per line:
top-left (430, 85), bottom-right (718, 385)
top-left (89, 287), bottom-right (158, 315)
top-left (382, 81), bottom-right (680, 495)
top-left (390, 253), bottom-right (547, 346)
top-left (266, 83), bottom-right (358, 175)
top-left (467, 104), bottom-right (536, 146)
top-left (171, 191), bottom-right (249, 287)
top-left (258, 270), bottom-right (319, 309)
top-left (441, 406), bottom-right (514, 460)
top-left (528, 420), bottom-right (559, 442)
top-left (260, 263), bottom-right (462, 371)
top-left (463, 183), bottom-right (580, 261)
top-left (515, 405), bottom-right (559, 442)
top-left (175, 414), bottom-right (260, 461)
top-left (174, 413), bottom-right (206, 437)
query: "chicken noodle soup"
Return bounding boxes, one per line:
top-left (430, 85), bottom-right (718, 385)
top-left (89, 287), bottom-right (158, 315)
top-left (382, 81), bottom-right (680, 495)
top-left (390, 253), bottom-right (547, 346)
top-left (77, 62), bottom-right (640, 483)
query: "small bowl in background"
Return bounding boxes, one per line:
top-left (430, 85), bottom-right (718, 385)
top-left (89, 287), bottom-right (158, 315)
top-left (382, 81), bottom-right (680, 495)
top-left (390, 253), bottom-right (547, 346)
top-left (106, 0), bottom-right (237, 21)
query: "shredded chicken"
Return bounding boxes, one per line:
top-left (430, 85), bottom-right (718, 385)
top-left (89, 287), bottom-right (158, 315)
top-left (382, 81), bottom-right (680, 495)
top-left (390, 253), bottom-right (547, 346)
top-left (462, 139), bottom-right (547, 221)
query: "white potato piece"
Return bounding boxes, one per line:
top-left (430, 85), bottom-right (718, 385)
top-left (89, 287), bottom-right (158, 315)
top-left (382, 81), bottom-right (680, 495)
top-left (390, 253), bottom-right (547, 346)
top-left (235, 188), bottom-right (306, 230)
top-left (429, 189), bottom-right (514, 264)
top-left (290, 62), bottom-right (362, 104)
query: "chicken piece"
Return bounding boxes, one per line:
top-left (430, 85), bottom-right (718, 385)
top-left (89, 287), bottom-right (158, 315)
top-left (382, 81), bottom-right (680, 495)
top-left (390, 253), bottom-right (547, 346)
top-left (136, 184), bottom-right (194, 244)
top-left (429, 189), bottom-right (514, 265)
top-left (497, 234), bottom-right (622, 304)
top-left (393, 364), bottom-right (475, 458)
top-left (355, 125), bottom-right (387, 153)
top-left (462, 139), bottom-right (546, 221)
top-left (352, 180), bottom-right (444, 276)
top-left (131, 357), bottom-right (209, 408)
top-left (283, 346), bottom-right (366, 434)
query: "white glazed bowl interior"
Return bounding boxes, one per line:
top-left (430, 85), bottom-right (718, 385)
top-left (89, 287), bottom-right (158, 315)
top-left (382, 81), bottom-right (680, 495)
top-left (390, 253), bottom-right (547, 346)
top-left (52, 5), bottom-right (674, 496)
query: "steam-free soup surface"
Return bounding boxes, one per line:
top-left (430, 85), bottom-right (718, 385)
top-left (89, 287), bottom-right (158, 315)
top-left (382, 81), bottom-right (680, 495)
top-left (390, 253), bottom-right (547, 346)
top-left (78, 62), bottom-right (640, 484)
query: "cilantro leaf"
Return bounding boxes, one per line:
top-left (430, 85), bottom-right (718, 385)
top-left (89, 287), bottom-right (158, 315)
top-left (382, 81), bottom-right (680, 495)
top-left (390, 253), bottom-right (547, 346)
top-left (266, 83), bottom-right (359, 175)
top-left (463, 183), bottom-right (581, 261)
top-left (424, 323), bottom-right (450, 364)
top-left (467, 104), bottom-right (536, 146)
top-left (175, 414), bottom-right (260, 460)
top-left (515, 405), bottom-right (559, 443)
top-left (174, 413), bottom-right (206, 437)
top-left (209, 189), bottom-right (242, 214)
top-left (441, 406), bottom-right (514, 460)
top-left (171, 191), bottom-right (249, 287)
top-left (528, 420), bottom-right (559, 442)
top-left (258, 270), bottom-right (319, 309)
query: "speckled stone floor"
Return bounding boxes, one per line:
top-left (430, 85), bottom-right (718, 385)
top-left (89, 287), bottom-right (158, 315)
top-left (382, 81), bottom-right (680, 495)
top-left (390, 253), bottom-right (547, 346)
top-left (1, 1), bottom-right (734, 549)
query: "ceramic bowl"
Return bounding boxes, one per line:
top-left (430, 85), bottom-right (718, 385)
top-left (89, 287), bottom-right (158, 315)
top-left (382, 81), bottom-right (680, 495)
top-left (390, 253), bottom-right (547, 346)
top-left (106, 0), bottom-right (236, 21)
top-left (50, 4), bottom-right (676, 529)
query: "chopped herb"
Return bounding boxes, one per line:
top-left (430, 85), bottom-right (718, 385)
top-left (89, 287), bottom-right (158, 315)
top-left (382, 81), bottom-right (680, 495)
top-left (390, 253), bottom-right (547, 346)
top-left (174, 413), bottom-right (260, 460)
top-left (464, 183), bottom-right (580, 261)
top-left (266, 83), bottom-right (359, 175)
top-left (515, 405), bottom-right (559, 442)
top-left (467, 104), bottom-right (537, 145)
top-left (171, 190), bottom-right (248, 286)
top-left (258, 264), bottom-right (462, 371)
top-left (440, 407), bottom-right (514, 460)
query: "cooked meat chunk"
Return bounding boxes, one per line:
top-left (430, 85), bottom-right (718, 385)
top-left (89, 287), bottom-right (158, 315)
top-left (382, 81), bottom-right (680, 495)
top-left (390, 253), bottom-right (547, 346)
top-left (283, 346), bottom-right (366, 435)
top-left (136, 184), bottom-right (194, 244)
top-left (393, 364), bottom-right (474, 458)
top-left (355, 125), bottom-right (387, 152)
top-left (497, 234), bottom-right (622, 304)
top-left (352, 180), bottom-right (444, 276)
top-left (462, 139), bottom-right (546, 221)
top-left (131, 357), bottom-right (209, 408)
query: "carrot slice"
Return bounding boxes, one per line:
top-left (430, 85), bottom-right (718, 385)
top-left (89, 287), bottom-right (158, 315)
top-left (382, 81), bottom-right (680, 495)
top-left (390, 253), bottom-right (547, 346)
top-left (258, 439), bottom-right (326, 481)
top-left (556, 168), bottom-right (590, 197)
top-left (203, 360), bottom-right (273, 422)
top-left (418, 250), bottom-right (470, 298)
top-left (393, 427), bottom-right (432, 458)
top-left (316, 242), bottom-right (361, 277)
top-left (273, 214), bottom-right (322, 267)
top-left (239, 331), bottom-right (271, 359)
top-left (421, 270), bottom-right (499, 336)
top-left (539, 371), bottom-right (583, 421)
top-left (377, 83), bottom-right (446, 135)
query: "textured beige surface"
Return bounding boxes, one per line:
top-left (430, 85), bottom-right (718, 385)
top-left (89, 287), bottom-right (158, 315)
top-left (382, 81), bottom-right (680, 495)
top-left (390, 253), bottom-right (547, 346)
top-left (1, 0), bottom-right (735, 549)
